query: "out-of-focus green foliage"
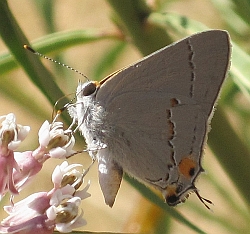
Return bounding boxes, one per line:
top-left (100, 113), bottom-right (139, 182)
top-left (1, 0), bottom-right (250, 233)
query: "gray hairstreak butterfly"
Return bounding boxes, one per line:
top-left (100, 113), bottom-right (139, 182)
top-left (69, 30), bottom-right (231, 208)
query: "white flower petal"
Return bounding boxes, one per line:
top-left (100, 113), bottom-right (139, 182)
top-left (49, 147), bottom-right (66, 158)
top-left (52, 161), bottom-right (69, 185)
top-left (17, 125), bottom-right (30, 141)
top-left (8, 140), bottom-right (21, 150)
top-left (46, 206), bottom-right (57, 220)
top-left (38, 121), bottom-right (50, 146)
top-left (60, 185), bottom-right (75, 196)
top-left (75, 181), bottom-right (91, 200)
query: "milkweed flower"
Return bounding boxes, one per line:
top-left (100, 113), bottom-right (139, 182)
top-left (11, 121), bottom-right (76, 192)
top-left (0, 115), bottom-right (76, 199)
top-left (0, 113), bottom-right (30, 198)
top-left (0, 162), bottom-right (90, 233)
top-left (34, 120), bottom-right (76, 161)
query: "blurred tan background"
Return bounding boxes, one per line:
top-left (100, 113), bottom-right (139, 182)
top-left (0, 0), bottom-right (246, 233)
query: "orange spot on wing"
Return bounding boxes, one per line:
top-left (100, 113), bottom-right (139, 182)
top-left (178, 156), bottom-right (197, 178)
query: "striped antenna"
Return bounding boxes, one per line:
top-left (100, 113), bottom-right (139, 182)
top-left (23, 44), bottom-right (90, 81)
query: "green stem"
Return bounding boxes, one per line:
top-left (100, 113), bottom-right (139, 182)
top-left (208, 106), bottom-right (250, 208)
top-left (106, 0), bottom-right (172, 55)
top-left (0, 0), bottom-right (64, 105)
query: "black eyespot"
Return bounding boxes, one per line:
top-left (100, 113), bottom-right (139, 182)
top-left (189, 167), bottom-right (195, 177)
top-left (166, 194), bottom-right (179, 206)
top-left (82, 82), bottom-right (97, 96)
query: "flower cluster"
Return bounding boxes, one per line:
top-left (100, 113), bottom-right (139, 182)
top-left (0, 113), bottom-right (90, 233)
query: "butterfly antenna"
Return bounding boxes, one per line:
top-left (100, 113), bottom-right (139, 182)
top-left (23, 44), bottom-right (90, 81)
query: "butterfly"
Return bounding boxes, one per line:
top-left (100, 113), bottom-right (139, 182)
top-left (69, 30), bottom-right (231, 208)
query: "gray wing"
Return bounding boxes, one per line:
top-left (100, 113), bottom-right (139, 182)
top-left (96, 30), bottom-right (230, 204)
